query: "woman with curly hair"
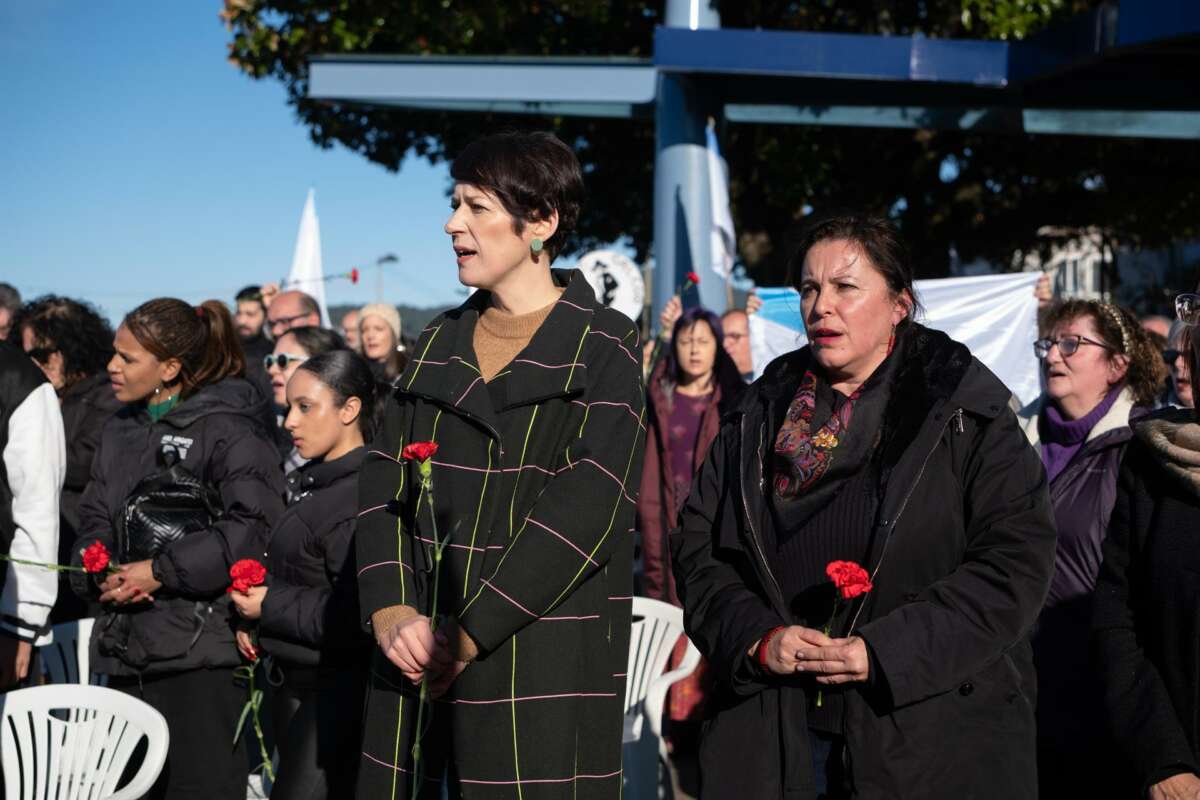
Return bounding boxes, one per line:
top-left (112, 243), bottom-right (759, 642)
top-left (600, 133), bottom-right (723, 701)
top-left (1018, 299), bottom-right (1167, 795)
top-left (10, 295), bottom-right (122, 621)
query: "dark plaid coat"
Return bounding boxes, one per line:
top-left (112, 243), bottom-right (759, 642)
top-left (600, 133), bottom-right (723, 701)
top-left (356, 269), bottom-right (646, 799)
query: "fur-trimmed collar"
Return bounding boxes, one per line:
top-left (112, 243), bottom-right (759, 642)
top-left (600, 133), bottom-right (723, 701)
top-left (1134, 406), bottom-right (1200, 499)
top-left (743, 323), bottom-right (1010, 469)
top-left (1019, 387), bottom-right (1138, 450)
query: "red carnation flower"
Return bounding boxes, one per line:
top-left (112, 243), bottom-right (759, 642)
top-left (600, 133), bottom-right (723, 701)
top-left (826, 560), bottom-right (873, 600)
top-left (401, 442), bottom-right (439, 463)
top-left (82, 541), bottom-right (111, 574)
top-left (350, 267), bottom-right (360, 284)
top-left (228, 559), bottom-right (268, 594)
top-left (685, 271), bottom-right (700, 286)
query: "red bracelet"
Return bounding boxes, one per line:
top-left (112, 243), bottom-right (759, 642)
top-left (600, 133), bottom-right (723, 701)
top-left (756, 626), bottom-right (786, 668)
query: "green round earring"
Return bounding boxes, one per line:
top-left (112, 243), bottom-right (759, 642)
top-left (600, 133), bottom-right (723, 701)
top-left (531, 238), bottom-right (544, 254)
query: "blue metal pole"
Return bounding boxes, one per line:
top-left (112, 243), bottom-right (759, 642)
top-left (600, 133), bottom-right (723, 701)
top-left (653, 0), bottom-right (725, 327)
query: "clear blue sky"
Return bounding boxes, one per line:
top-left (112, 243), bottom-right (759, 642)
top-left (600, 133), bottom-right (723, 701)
top-left (0, 1), bottom-right (469, 325)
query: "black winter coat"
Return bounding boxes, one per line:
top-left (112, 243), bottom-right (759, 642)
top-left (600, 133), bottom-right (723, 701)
top-left (258, 447), bottom-right (370, 666)
top-left (74, 378), bottom-right (286, 676)
top-left (672, 325), bottom-right (1056, 800)
top-left (54, 372), bottom-right (122, 621)
top-left (1094, 410), bottom-right (1200, 791)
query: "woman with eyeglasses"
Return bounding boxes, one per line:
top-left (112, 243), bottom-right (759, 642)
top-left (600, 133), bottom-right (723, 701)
top-left (1165, 320), bottom-right (1194, 409)
top-left (1018, 300), bottom-right (1166, 796)
top-left (9, 295), bottom-right (122, 622)
top-left (1094, 289), bottom-right (1200, 798)
top-left (266, 326), bottom-right (346, 472)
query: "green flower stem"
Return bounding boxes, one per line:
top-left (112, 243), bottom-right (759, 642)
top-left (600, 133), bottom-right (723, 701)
top-left (815, 604), bottom-right (839, 709)
top-left (411, 464), bottom-right (447, 798)
top-left (0, 555), bottom-right (86, 573)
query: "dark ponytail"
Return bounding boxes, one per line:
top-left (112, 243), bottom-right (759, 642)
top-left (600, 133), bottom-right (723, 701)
top-left (296, 350), bottom-right (388, 442)
top-left (125, 298), bottom-right (245, 397)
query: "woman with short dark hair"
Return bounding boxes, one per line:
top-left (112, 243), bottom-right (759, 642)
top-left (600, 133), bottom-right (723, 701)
top-left (356, 131), bottom-right (645, 797)
top-left (672, 212), bottom-right (1056, 799)
top-left (73, 297), bottom-right (285, 800)
top-left (11, 295), bottom-right (122, 621)
top-left (1094, 287), bottom-right (1200, 800)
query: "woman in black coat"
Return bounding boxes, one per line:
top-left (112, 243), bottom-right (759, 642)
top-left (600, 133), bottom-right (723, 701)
top-left (671, 213), bottom-right (1056, 800)
top-left (230, 350), bottom-right (376, 799)
top-left (356, 132), bottom-right (645, 798)
top-left (10, 295), bottom-right (122, 621)
top-left (73, 298), bottom-right (285, 800)
top-left (1094, 294), bottom-right (1200, 799)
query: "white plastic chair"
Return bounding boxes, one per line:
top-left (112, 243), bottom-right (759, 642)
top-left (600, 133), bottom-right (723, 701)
top-left (38, 619), bottom-right (100, 685)
top-left (623, 597), bottom-right (702, 799)
top-left (1, 684), bottom-right (169, 800)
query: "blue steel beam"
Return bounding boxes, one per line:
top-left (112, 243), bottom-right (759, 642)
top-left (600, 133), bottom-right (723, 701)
top-left (308, 56), bottom-right (656, 108)
top-left (654, 27), bottom-right (1010, 86)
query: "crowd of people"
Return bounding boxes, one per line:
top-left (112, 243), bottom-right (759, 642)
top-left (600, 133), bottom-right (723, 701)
top-left (0, 128), bottom-right (1198, 800)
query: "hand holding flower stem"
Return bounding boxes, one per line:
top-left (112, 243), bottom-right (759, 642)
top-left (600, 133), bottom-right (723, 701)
top-left (400, 441), bottom-right (447, 795)
top-left (646, 272), bottom-right (700, 378)
top-left (228, 559), bottom-right (273, 782)
top-left (816, 561), bottom-right (873, 707)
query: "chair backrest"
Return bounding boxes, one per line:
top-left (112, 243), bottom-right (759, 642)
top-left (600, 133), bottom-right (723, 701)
top-left (38, 619), bottom-right (96, 685)
top-left (624, 597), bottom-right (686, 716)
top-left (1, 684), bottom-right (169, 800)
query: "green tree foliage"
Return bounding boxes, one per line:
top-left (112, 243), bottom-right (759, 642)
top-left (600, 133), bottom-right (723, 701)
top-left (223, 0), bottom-right (1200, 289)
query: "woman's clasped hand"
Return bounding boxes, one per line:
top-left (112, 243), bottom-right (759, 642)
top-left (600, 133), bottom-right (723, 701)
top-left (96, 559), bottom-right (159, 605)
top-left (377, 613), bottom-right (467, 698)
top-left (756, 625), bottom-right (870, 684)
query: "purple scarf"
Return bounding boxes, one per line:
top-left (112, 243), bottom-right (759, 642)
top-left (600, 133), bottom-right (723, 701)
top-left (1040, 386), bottom-right (1122, 484)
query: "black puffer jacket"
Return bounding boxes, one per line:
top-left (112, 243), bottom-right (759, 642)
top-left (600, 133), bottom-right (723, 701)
top-left (258, 447), bottom-right (370, 667)
top-left (54, 372), bottom-right (122, 621)
top-left (74, 378), bottom-right (285, 676)
top-left (672, 325), bottom-right (1056, 800)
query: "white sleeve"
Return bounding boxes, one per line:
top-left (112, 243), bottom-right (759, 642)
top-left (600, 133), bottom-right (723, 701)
top-left (1, 383), bottom-right (66, 644)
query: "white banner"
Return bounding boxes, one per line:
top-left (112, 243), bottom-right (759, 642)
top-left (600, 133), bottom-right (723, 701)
top-left (749, 272), bottom-right (1042, 406)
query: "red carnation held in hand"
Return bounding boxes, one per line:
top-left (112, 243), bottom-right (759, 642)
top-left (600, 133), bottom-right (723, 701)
top-left (228, 559), bottom-right (267, 594)
top-left (82, 541), bottom-right (111, 574)
top-left (826, 560), bottom-right (873, 600)
top-left (401, 441), bottom-right (439, 463)
top-left (685, 271), bottom-right (701, 286)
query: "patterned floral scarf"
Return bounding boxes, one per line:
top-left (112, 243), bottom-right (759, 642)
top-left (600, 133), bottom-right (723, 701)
top-left (774, 370), bottom-right (865, 497)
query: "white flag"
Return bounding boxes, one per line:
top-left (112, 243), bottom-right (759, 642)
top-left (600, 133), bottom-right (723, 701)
top-left (287, 188), bottom-right (329, 326)
top-left (707, 124), bottom-right (736, 279)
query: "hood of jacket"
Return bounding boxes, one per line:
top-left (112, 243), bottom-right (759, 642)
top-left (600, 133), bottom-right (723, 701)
top-left (118, 376), bottom-right (270, 430)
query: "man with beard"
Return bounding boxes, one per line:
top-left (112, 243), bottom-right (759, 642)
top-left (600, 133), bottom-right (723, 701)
top-left (234, 285), bottom-right (273, 402)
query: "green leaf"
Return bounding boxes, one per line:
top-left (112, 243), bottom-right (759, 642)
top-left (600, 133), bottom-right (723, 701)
top-left (233, 699), bottom-right (253, 746)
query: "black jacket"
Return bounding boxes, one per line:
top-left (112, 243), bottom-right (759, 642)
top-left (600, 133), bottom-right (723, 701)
top-left (74, 378), bottom-right (285, 676)
top-left (258, 447), bottom-right (370, 666)
top-left (1093, 411), bottom-right (1200, 791)
top-left (672, 325), bottom-right (1056, 800)
top-left (54, 372), bottom-right (122, 621)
